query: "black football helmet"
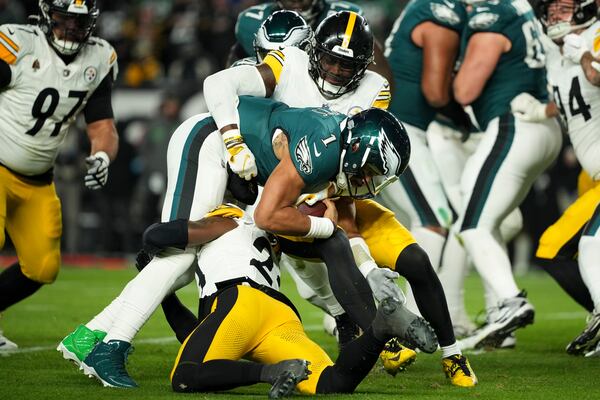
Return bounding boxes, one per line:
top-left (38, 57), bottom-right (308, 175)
top-left (39, 0), bottom-right (99, 55)
top-left (276, 0), bottom-right (324, 26)
top-left (534, 0), bottom-right (597, 40)
top-left (337, 108), bottom-right (411, 199)
top-left (309, 11), bottom-right (374, 99)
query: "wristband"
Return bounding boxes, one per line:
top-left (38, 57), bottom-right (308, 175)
top-left (303, 216), bottom-right (335, 239)
top-left (222, 129), bottom-right (244, 150)
top-left (349, 237), bottom-right (377, 277)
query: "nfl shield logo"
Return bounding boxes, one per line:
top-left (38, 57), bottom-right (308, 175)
top-left (84, 66), bottom-right (97, 83)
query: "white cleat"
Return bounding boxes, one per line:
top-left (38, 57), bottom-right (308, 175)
top-left (0, 330), bottom-right (18, 353)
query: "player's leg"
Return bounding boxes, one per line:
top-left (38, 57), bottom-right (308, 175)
top-left (458, 115), bottom-right (561, 348)
top-left (0, 170), bottom-right (61, 351)
top-left (568, 202), bottom-right (600, 355)
top-left (171, 285), bottom-right (310, 398)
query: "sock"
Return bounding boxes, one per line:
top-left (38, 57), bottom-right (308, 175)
top-left (461, 228), bottom-right (520, 300)
top-left (86, 295), bottom-right (124, 333)
top-left (536, 257), bottom-right (594, 312)
top-left (0, 262), bottom-right (43, 312)
top-left (441, 342), bottom-right (461, 358)
top-left (437, 232), bottom-right (470, 323)
top-left (104, 249), bottom-right (196, 343)
top-left (172, 359), bottom-right (263, 393)
top-left (578, 236), bottom-right (600, 312)
top-left (411, 227), bottom-right (446, 271)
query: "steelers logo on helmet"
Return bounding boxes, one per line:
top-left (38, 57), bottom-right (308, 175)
top-left (337, 108), bottom-right (411, 199)
top-left (534, 0), bottom-right (597, 40)
top-left (38, 0), bottom-right (99, 56)
top-left (309, 11), bottom-right (374, 99)
top-left (253, 10), bottom-right (314, 62)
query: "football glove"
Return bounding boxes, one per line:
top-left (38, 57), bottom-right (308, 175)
top-left (366, 267), bottom-right (405, 303)
top-left (84, 151), bottom-right (110, 190)
top-left (510, 92), bottom-right (548, 122)
top-left (223, 129), bottom-right (257, 181)
top-left (563, 33), bottom-right (587, 64)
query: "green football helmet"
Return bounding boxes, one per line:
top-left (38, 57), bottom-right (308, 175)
top-left (337, 108), bottom-right (410, 199)
top-left (253, 10), bottom-right (313, 62)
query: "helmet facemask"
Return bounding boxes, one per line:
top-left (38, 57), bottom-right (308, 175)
top-left (310, 46), bottom-right (370, 98)
top-left (538, 0), bottom-right (597, 40)
top-left (39, 0), bottom-right (99, 56)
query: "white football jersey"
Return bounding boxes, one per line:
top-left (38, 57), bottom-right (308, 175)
top-left (545, 23), bottom-right (600, 179)
top-left (196, 216), bottom-right (280, 298)
top-left (265, 47), bottom-right (390, 115)
top-left (0, 24), bottom-right (118, 175)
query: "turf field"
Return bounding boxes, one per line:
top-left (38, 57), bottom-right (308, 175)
top-left (1, 264), bottom-right (599, 400)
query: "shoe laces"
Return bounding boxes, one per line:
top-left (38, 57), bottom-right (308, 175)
top-left (446, 355), bottom-right (471, 377)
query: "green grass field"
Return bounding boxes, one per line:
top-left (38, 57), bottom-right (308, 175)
top-left (1, 265), bottom-right (599, 400)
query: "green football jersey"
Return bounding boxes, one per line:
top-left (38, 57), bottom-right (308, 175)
top-left (235, 0), bottom-right (363, 57)
top-left (463, 0), bottom-right (547, 130)
top-left (385, 0), bottom-right (467, 131)
top-left (236, 96), bottom-right (345, 193)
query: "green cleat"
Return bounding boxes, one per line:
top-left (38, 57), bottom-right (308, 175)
top-left (57, 325), bottom-right (106, 369)
top-left (83, 340), bottom-right (138, 388)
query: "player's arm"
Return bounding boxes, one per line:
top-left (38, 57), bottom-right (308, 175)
top-left (413, 22), bottom-right (460, 108)
top-left (83, 71), bottom-right (119, 189)
top-left (580, 52), bottom-right (600, 87)
top-left (454, 32), bottom-right (511, 105)
top-left (0, 59), bottom-right (10, 88)
top-left (254, 152), bottom-right (337, 238)
top-left (561, 33), bottom-right (600, 87)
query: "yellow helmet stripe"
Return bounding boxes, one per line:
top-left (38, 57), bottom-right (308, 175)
top-left (341, 12), bottom-right (358, 49)
top-left (74, 0), bottom-right (85, 6)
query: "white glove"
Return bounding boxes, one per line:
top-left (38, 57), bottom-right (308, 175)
top-left (223, 129), bottom-right (257, 181)
top-left (563, 33), bottom-right (588, 64)
top-left (510, 92), bottom-right (548, 122)
top-left (84, 151), bottom-right (110, 190)
top-left (366, 267), bottom-right (405, 303)
top-left (296, 182), bottom-right (337, 206)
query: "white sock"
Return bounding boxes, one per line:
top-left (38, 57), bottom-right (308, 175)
top-left (104, 249), bottom-right (196, 343)
top-left (86, 296), bottom-right (124, 333)
top-left (281, 259), bottom-right (329, 312)
top-left (441, 342), bottom-right (461, 358)
top-left (411, 226), bottom-right (446, 271)
top-left (461, 228), bottom-right (520, 300)
top-left (579, 235), bottom-right (600, 312)
top-left (438, 231), bottom-right (469, 323)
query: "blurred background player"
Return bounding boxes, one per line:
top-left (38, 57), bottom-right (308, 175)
top-left (453, 0), bottom-right (562, 349)
top-left (0, 0), bottom-right (118, 351)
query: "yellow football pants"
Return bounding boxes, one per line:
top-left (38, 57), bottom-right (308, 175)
top-left (0, 166), bottom-right (62, 283)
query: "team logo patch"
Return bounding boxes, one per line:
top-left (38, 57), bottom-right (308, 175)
top-left (468, 12), bottom-right (499, 30)
top-left (378, 128), bottom-right (401, 176)
top-left (431, 3), bottom-right (461, 26)
top-left (295, 136), bottom-right (313, 175)
top-left (84, 66), bottom-right (97, 83)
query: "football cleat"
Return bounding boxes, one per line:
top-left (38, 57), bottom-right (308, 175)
top-left (442, 354), bottom-right (478, 387)
top-left (334, 313), bottom-right (360, 349)
top-left (57, 324), bottom-right (107, 368)
top-left (372, 297), bottom-right (438, 354)
top-left (458, 291), bottom-right (534, 350)
top-left (266, 359), bottom-right (311, 399)
top-left (379, 337), bottom-right (417, 376)
top-left (83, 340), bottom-right (137, 388)
top-left (585, 340), bottom-right (600, 357)
top-left (566, 312), bottom-right (600, 356)
top-left (0, 329), bottom-right (18, 353)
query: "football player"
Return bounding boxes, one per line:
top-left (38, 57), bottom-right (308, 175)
top-left (452, 0), bottom-right (562, 349)
top-left (0, 0), bottom-right (118, 351)
top-left (518, 0), bottom-right (600, 356)
top-left (230, 0), bottom-right (393, 85)
top-left (58, 97), bottom-right (436, 387)
top-left (204, 11), bottom-right (477, 386)
top-left (139, 204), bottom-right (440, 398)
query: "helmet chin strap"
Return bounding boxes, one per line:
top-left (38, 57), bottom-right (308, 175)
top-left (548, 18), bottom-right (597, 40)
top-left (317, 76), bottom-right (343, 98)
top-left (51, 35), bottom-right (80, 55)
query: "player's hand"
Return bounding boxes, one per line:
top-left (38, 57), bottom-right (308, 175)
top-left (223, 130), bottom-right (257, 181)
top-left (510, 92), bottom-right (548, 122)
top-left (84, 151), bottom-right (110, 190)
top-left (366, 267), bottom-right (405, 303)
top-left (322, 198), bottom-right (338, 226)
top-left (296, 182), bottom-right (337, 206)
top-left (563, 33), bottom-right (587, 64)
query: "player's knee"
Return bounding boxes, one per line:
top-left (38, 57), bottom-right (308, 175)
top-left (21, 250), bottom-right (60, 284)
top-left (171, 363), bottom-right (202, 393)
top-left (395, 244), bottom-right (435, 280)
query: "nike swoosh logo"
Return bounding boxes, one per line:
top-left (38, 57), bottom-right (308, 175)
top-left (443, 0), bottom-right (455, 8)
top-left (7, 28), bottom-right (14, 35)
top-left (313, 143), bottom-right (321, 157)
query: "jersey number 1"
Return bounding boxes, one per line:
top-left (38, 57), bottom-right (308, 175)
top-left (26, 89), bottom-right (87, 136)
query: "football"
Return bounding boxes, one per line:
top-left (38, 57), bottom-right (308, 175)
top-left (297, 200), bottom-right (327, 217)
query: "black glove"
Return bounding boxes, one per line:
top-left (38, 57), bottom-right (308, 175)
top-left (436, 98), bottom-right (476, 142)
top-left (142, 219), bottom-right (189, 257)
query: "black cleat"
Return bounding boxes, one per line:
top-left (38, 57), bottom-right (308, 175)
top-left (263, 359), bottom-right (311, 399)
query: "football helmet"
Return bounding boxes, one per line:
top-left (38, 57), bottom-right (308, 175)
top-left (276, 0), bottom-right (324, 26)
top-left (39, 0), bottom-right (99, 55)
top-left (535, 0), bottom-right (597, 40)
top-left (309, 11), bottom-right (374, 99)
top-left (254, 10), bottom-right (313, 62)
top-left (337, 108), bottom-right (411, 199)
